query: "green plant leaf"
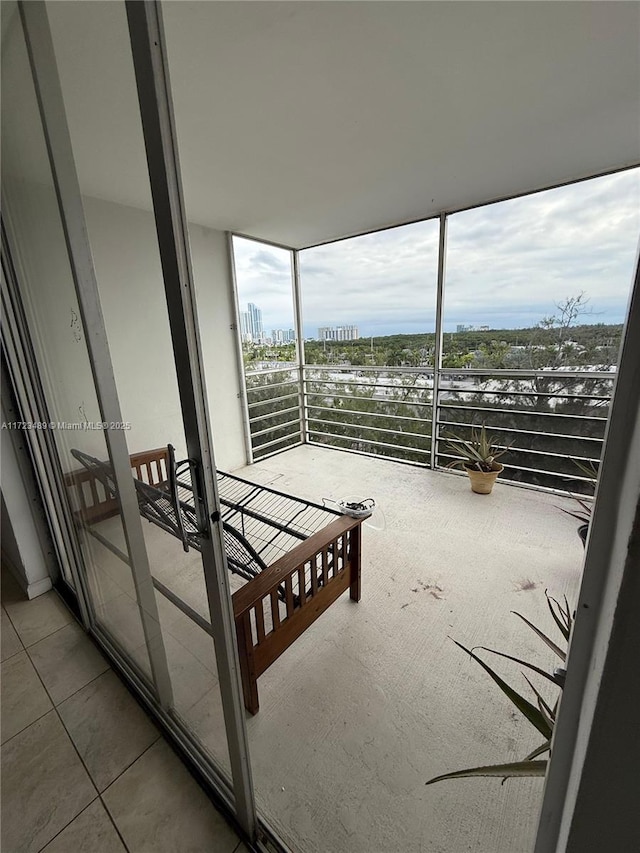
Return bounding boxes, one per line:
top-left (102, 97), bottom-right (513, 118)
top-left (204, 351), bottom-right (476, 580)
top-left (426, 760), bottom-right (548, 785)
top-left (546, 592), bottom-right (571, 641)
top-left (522, 741), bottom-right (551, 761)
top-left (573, 458), bottom-right (599, 480)
top-left (558, 507), bottom-right (591, 524)
top-left (522, 675), bottom-right (556, 728)
top-left (511, 612), bottom-right (566, 661)
top-left (472, 645), bottom-right (563, 687)
top-left (452, 640), bottom-right (553, 740)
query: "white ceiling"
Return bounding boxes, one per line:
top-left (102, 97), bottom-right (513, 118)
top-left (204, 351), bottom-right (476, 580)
top-left (41, 1), bottom-right (640, 248)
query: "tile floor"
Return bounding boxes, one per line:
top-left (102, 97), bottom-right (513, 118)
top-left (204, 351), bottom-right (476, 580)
top-left (1, 566), bottom-right (250, 853)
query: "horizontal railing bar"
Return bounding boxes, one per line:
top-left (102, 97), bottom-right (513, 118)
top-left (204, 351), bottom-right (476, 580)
top-left (246, 366), bottom-right (297, 377)
top-left (437, 402), bottom-right (608, 422)
top-left (247, 391), bottom-right (299, 410)
top-left (246, 378), bottom-right (298, 395)
top-left (438, 368), bottom-right (615, 380)
top-left (307, 428), bottom-right (431, 455)
top-left (435, 464), bottom-right (593, 498)
top-left (249, 405), bottom-right (300, 425)
top-left (436, 440), bottom-right (601, 465)
top-left (436, 418), bottom-right (604, 443)
top-left (305, 377), bottom-right (433, 393)
top-left (304, 364), bottom-right (435, 376)
top-left (309, 439), bottom-right (429, 469)
top-left (305, 404), bottom-right (431, 425)
top-left (250, 418), bottom-right (301, 439)
top-left (252, 431), bottom-right (301, 452)
top-left (437, 453), bottom-right (598, 484)
top-left (305, 391), bottom-right (433, 409)
top-left (252, 439), bottom-right (304, 462)
top-left (501, 461), bottom-right (597, 483)
top-left (307, 416), bottom-right (430, 439)
top-left (440, 387), bottom-right (612, 402)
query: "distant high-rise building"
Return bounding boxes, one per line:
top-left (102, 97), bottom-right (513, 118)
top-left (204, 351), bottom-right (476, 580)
top-left (240, 302), bottom-right (265, 343)
top-left (318, 325), bottom-right (359, 341)
top-left (271, 328), bottom-right (297, 344)
top-left (456, 323), bottom-right (490, 333)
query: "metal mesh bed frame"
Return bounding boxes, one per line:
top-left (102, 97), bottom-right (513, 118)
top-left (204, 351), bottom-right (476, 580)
top-left (70, 445), bottom-right (341, 584)
top-left (65, 445), bottom-right (363, 713)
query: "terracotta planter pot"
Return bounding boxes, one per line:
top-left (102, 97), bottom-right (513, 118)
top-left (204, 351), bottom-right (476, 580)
top-left (465, 463), bottom-right (503, 494)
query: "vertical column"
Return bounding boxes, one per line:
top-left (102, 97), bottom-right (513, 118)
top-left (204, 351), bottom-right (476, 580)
top-left (292, 250), bottom-right (307, 445)
top-left (430, 213), bottom-right (447, 469)
top-left (226, 233), bottom-right (254, 464)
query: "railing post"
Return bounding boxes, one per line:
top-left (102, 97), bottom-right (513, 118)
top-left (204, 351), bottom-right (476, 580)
top-left (292, 250), bottom-right (307, 445)
top-left (431, 213), bottom-right (447, 469)
top-left (226, 232), bottom-right (254, 465)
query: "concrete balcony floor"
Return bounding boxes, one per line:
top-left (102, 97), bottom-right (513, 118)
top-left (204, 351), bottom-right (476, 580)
top-left (10, 445), bottom-right (584, 853)
top-left (234, 445), bottom-right (583, 853)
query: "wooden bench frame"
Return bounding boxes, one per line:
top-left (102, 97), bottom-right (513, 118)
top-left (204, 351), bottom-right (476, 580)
top-left (65, 446), bottom-right (362, 714)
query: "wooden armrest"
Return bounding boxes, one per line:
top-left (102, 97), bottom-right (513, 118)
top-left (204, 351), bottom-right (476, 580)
top-left (232, 514), bottom-right (361, 617)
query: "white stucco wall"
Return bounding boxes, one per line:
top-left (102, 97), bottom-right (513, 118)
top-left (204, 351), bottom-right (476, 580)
top-left (84, 196), bottom-right (245, 471)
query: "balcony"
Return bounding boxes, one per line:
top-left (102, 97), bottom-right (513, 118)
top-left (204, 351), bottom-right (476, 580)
top-left (97, 442), bottom-right (583, 853)
top-left (246, 364), bottom-right (611, 496)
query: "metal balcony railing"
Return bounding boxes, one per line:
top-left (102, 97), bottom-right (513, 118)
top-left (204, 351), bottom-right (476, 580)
top-left (243, 364), bottom-right (614, 494)
top-left (245, 366), bottom-right (303, 460)
top-left (435, 368), bottom-right (613, 493)
top-left (304, 365), bottom-right (433, 465)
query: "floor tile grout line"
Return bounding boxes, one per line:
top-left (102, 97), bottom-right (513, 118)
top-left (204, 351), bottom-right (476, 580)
top-left (46, 660), bottom-right (112, 709)
top-left (14, 616), bottom-right (75, 651)
top-left (19, 634), bottom-right (143, 853)
top-left (34, 795), bottom-right (101, 853)
top-left (2, 602), bottom-right (27, 650)
top-left (0, 706), bottom-right (54, 749)
top-left (20, 643), bottom-right (103, 801)
top-left (100, 735), bottom-right (162, 796)
top-left (1, 646), bottom-right (29, 665)
top-left (98, 793), bottom-right (133, 853)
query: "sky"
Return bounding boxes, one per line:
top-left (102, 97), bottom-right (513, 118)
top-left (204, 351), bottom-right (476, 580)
top-left (232, 168), bottom-right (640, 338)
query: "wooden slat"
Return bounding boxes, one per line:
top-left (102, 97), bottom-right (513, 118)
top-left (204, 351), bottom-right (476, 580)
top-left (284, 575), bottom-right (295, 617)
top-left (310, 557), bottom-right (318, 596)
top-left (331, 538), bottom-right (340, 577)
top-left (255, 601), bottom-right (266, 644)
top-left (86, 477), bottom-right (96, 507)
top-left (321, 547), bottom-right (329, 586)
top-left (252, 567), bottom-right (352, 677)
top-left (270, 590), bottom-right (280, 631)
top-left (232, 515), bottom-right (360, 616)
top-left (349, 526), bottom-right (361, 602)
top-left (297, 567), bottom-right (306, 605)
top-left (236, 612), bottom-right (259, 715)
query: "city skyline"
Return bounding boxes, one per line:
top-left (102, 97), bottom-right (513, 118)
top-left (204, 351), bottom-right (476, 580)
top-left (232, 168), bottom-right (639, 337)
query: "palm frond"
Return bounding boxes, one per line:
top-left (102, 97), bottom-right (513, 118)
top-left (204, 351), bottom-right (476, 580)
top-left (426, 760), bottom-right (548, 785)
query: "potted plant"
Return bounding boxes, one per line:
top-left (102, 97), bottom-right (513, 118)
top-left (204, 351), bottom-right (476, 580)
top-left (442, 424), bottom-right (510, 494)
top-left (426, 591), bottom-right (572, 786)
top-left (559, 459), bottom-right (598, 547)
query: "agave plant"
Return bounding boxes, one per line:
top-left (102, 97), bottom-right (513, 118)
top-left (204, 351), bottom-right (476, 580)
top-left (426, 591), bottom-right (573, 785)
top-left (442, 424), bottom-right (510, 473)
top-left (558, 458), bottom-right (598, 545)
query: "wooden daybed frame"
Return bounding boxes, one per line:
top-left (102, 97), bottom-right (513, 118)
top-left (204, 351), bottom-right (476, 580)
top-left (64, 446), bottom-right (362, 714)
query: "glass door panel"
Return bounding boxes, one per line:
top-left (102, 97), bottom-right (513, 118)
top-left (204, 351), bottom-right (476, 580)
top-left (39, 0), bottom-right (234, 777)
top-left (1, 3), bottom-right (156, 681)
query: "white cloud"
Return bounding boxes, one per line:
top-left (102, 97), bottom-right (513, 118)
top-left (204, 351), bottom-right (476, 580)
top-left (233, 168), bottom-right (640, 336)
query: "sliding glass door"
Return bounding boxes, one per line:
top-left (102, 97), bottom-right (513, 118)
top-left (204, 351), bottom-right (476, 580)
top-left (1, 0), bottom-right (256, 839)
